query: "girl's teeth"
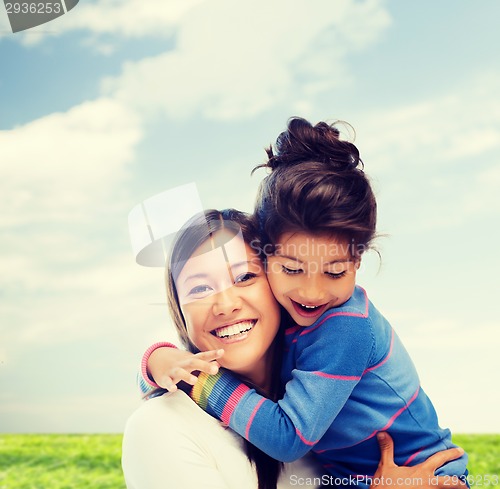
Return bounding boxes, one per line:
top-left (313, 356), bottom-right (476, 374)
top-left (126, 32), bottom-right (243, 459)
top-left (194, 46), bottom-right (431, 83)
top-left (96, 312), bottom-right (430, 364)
top-left (301, 304), bottom-right (318, 309)
top-left (214, 321), bottom-right (255, 338)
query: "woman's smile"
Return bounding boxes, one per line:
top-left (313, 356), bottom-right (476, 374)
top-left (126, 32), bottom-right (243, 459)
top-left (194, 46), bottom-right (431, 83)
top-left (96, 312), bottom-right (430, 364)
top-left (210, 319), bottom-right (257, 343)
top-left (175, 230), bottom-right (280, 379)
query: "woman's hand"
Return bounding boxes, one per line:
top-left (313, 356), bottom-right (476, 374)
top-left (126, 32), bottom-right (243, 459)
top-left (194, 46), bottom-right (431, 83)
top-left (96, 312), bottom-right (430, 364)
top-left (149, 347), bottom-right (224, 392)
top-left (371, 432), bottom-right (467, 489)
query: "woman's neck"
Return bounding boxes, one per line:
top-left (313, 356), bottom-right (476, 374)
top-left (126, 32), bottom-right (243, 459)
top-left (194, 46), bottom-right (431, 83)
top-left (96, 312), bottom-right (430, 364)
top-left (235, 341), bottom-right (278, 397)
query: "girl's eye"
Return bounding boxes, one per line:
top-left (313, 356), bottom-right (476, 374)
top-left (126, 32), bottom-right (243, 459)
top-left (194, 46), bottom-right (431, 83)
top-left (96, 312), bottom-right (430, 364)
top-left (282, 266), bottom-right (303, 275)
top-left (326, 271), bottom-right (347, 279)
top-left (188, 284), bottom-right (213, 296)
top-left (235, 272), bottom-right (257, 284)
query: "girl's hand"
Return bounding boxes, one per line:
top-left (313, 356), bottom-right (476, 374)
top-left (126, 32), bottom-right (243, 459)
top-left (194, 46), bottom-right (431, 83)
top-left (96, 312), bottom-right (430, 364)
top-left (371, 432), bottom-right (467, 489)
top-left (148, 348), bottom-right (224, 392)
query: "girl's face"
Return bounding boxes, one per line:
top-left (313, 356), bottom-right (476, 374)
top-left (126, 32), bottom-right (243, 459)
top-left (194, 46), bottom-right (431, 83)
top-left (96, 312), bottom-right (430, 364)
top-left (175, 230), bottom-right (281, 378)
top-left (266, 232), bottom-right (359, 327)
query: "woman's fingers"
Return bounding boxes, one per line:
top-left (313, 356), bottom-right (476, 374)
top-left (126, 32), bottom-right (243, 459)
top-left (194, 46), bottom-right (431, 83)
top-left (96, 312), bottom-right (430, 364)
top-left (422, 446), bottom-right (465, 472)
top-left (376, 432), bottom-right (397, 468)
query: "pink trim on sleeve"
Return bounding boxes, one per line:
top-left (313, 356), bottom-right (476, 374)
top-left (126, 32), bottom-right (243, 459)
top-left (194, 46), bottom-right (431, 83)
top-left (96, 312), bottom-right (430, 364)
top-left (141, 342), bottom-right (178, 388)
top-left (220, 384), bottom-right (251, 425)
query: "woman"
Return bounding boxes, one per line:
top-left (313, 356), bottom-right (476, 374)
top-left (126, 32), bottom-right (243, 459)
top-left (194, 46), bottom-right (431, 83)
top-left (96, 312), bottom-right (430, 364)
top-left (122, 209), bottom-right (465, 489)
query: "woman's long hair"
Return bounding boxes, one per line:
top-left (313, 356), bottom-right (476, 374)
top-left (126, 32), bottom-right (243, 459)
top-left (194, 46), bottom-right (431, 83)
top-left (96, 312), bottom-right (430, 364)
top-left (165, 208), bottom-right (284, 489)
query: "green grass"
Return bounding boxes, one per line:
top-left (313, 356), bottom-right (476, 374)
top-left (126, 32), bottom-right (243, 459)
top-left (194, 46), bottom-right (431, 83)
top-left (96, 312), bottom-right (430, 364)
top-left (453, 435), bottom-right (500, 481)
top-left (0, 434), bottom-right (125, 489)
top-left (0, 434), bottom-right (498, 488)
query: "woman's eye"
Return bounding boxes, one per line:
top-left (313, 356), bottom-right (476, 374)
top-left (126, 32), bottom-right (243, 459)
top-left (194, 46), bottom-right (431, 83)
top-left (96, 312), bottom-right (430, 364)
top-left (326, 271), bottom-right (346, 279)
top-left (188, 285), bottom-right (213, 296)
top-left (282, 266), bottom-right (302, 275)
top-left (235, 272), bottom-right (257, 284)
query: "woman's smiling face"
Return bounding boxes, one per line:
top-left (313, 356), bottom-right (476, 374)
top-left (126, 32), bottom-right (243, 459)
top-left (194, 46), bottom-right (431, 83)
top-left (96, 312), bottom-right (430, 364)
top-left (175, 230), bottom-right (281, 379)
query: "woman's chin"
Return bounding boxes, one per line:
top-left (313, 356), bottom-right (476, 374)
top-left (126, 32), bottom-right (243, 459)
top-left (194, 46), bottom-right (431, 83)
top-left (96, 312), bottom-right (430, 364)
top-left (218, 352), bottom-right (255, 375)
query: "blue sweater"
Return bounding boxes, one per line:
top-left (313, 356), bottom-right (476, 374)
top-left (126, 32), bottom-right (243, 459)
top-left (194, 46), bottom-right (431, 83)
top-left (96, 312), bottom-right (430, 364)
top-left (189, 286), bottom-right (468, 486)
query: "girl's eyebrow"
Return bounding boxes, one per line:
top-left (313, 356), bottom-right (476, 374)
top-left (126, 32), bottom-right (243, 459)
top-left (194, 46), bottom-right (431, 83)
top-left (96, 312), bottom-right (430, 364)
top-left (274, 255), bottom-right (350, 265)
top-left (324, 259), bottom-right (351, 265)
top-left (274, 254), bottom-right (303, 263)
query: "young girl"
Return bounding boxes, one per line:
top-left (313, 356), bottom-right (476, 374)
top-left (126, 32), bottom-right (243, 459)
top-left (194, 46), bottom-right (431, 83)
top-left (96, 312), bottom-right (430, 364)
top-left (140, 118), bottom-right (468, 487)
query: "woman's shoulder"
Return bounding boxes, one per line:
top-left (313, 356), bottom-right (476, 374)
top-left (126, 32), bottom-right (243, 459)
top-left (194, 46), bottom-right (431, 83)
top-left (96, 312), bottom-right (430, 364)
top-left (125, 391), bottom-right (220, 435)
top-left (123, 390), bottom-right (250, 467)
top-left (122, 392), bottom-right (260, 489)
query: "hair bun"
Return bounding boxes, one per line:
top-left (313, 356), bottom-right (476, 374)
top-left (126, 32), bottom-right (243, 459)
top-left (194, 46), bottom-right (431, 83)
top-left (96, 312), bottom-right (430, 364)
top-left (265, 117), bottom-right (361, 172)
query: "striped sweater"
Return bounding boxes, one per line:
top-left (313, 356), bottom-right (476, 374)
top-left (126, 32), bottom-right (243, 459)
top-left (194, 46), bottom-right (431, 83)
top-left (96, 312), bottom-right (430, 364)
top-left (141, 286), bottom-right (468, 486)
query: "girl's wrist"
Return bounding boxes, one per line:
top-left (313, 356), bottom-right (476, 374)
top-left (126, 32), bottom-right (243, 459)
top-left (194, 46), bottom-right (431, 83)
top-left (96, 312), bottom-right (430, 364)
top-left (190, 370), bottom-right (250, 424)
top-left (141, 341), bottom-right (178, 388)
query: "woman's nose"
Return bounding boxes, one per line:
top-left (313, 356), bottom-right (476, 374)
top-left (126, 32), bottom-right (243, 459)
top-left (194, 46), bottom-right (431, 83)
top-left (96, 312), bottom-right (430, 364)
top-left (212, 286), bottom-right (242, 315)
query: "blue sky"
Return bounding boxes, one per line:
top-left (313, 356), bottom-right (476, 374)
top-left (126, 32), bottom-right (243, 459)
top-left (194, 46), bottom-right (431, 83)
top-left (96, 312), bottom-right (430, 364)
top-left (1, 0), bottom-right (499, 433)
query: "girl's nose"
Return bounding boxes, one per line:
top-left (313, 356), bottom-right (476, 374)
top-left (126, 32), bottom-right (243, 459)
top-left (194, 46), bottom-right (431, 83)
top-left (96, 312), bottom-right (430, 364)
top-left (297, 276), bottom-right (326, 303)
top-left (212, 286), bottom-right (242, 315)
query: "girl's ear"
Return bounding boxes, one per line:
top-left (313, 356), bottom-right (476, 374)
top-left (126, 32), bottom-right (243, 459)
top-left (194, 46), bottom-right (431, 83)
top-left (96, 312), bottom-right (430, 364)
top-left (354, 258), bottom-right (361, 270)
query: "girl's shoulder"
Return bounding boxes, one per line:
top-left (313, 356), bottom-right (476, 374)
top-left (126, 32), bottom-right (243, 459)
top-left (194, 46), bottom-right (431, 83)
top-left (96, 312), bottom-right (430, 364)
top-left (310, 286), bottom-right (388, 337)
top-left (322, 285), bottom-right (370, 319)
top-left (311, 286), bottom-right (392, 345)
top-left (295, 286), bottom-right (374, 342)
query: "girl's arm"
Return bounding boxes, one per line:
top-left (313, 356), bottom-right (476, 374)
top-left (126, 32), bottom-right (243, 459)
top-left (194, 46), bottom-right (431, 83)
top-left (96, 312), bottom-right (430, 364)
top-left (138, 342), bottom-right (223, 398)
top-left (190, 314), bottom-right (374, 462)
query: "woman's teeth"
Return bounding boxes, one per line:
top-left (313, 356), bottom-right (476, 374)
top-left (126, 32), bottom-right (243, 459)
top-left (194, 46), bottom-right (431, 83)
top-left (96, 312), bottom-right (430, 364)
top-left (213, 321), bottom-right (256, 338)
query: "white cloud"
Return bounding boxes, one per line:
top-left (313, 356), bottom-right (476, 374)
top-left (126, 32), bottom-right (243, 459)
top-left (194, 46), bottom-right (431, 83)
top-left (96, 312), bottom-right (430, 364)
top-left (399, 319), bottom-right (500, 433)
top-left (349, 72), bottom-right (500, 232)
top-left (0, 97), bottom-right (142, 225)
top-left (2, 0), bottom-right (206, 44)
top-left (102, 0), bottom-right (391, 120)
top-left (0, 96), bottom-right (147, 361)
top-left (3, 0), bottom-right (392, 122)
top-left (356, 73), bottom-right (500, 173)
top-left (63, 0), bottom-right (204, 37)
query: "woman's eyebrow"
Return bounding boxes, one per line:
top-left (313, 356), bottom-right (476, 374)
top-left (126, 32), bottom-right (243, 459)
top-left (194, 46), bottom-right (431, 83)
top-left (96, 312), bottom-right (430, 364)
top-left (230, 260), bottom-right (255, 270)
top-left (181, 273), bottom-right (210, 284)
top-left (181, 261), bottom-right (252, 283)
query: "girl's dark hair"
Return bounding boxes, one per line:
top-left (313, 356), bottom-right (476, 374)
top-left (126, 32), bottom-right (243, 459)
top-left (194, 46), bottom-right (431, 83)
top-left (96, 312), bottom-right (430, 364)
top-left (165, 208), bottom-right (283, 489)
top-left (254, 117), bottom-right (377, 257)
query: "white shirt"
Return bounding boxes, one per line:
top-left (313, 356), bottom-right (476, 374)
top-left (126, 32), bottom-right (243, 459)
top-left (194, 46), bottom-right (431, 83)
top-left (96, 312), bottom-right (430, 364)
top-left (122, 391), bottom-right (322, 489)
